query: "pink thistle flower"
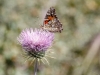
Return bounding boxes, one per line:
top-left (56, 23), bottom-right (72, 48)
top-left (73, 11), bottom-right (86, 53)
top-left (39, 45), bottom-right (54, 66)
top-left (17, 28), bottom-right (54, 59)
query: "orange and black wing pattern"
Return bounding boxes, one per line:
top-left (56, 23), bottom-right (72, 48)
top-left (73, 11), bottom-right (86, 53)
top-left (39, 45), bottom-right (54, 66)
top-left (41, 7), bottom-right (63, 33)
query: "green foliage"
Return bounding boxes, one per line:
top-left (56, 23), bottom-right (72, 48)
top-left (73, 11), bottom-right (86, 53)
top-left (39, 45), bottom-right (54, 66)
top-left (0, 0), bottom-right (100, 75)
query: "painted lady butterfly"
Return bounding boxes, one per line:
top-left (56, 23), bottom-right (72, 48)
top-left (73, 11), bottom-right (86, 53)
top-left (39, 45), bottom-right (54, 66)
top-left (41, 7), bottom-right (63, 33)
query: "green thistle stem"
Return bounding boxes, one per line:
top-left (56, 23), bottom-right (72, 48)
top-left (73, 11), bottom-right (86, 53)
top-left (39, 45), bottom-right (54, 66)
top-left (34, 58), bottom-right (38, 75)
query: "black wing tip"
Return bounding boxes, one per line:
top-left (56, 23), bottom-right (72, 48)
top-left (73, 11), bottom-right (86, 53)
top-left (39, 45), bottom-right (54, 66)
top-left (50, 7), bottom-right (55, 11)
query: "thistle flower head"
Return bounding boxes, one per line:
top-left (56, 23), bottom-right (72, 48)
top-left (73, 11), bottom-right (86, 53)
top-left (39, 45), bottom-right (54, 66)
top-left (17, 28), bottom-right (54, 59)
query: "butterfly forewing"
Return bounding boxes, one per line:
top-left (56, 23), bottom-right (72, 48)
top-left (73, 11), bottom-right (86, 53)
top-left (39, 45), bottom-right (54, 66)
top-left (41, 7), bottom-right (63, 33)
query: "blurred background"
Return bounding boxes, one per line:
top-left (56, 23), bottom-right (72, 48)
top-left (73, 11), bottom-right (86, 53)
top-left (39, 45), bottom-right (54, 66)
top-left (0, 0), bottom-right (100, 75)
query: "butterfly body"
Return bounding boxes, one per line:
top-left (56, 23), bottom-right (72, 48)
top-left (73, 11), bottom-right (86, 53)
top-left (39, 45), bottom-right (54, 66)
top-left (41, 7), bottom-right (63, 33)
